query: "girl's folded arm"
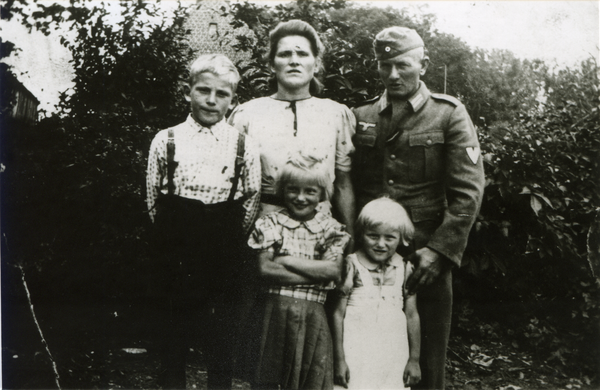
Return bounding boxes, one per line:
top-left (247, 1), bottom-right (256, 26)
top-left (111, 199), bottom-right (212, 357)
top-left (274, 249), bottom-right (343, 282)
top-left (257, 250), bottom-right (315, 285)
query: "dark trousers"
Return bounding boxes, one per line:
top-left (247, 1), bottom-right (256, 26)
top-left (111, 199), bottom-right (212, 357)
top-left (413, 269), bottom-right (453, 390)
top-left (156, 294), bottom-right (240, 389)
top-left (151, 195), bottom-right (248, 389)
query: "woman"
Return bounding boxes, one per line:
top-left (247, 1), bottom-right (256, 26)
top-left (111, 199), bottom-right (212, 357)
top-left (229, 20), bottom-right (356, 389)
top-left (228, 19), bottom-right (355, 235)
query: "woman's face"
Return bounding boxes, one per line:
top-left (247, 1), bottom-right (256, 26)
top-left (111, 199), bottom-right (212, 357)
top-left (272, 35), bottom-right (318, 94)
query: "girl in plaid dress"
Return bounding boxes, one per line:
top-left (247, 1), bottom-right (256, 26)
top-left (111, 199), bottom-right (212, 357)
top-left (245, 154), bottom-right (350, 390)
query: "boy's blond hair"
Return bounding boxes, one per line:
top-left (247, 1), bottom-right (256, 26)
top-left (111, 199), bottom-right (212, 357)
top-left (356, 197), bottom-right (414, 245)
top-left (276, 152), bottom-right (333, 201)
top-left (189, 54), bottom-right (240, 91)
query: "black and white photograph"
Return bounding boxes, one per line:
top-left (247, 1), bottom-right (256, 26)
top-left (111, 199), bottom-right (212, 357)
top-left (1, 1), bottom-right (598, 389)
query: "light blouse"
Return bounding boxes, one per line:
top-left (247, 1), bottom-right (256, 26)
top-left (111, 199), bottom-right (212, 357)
top-left (228, 96), bottom-right (356, 196)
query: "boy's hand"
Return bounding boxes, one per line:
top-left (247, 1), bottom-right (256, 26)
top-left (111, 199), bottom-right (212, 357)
top-left (334, 359), bottom-right (350, 388)
top-left (403, 358), bottom-right (421, 387)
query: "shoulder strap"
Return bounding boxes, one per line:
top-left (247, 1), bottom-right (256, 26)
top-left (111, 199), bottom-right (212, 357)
top-left (166, 129), bottom-right (176, 196)
top-left (227, 131), bottom-right (246, 202)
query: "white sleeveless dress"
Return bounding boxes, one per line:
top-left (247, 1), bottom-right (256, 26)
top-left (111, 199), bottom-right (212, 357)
top-left (336, 253), bottom-right (411, 390)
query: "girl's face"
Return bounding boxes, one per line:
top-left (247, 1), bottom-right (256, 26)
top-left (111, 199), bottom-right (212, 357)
top-left (362, 224), bottom-right (401, 264)
top-left (283, 179), bottom-right (322, 221)
top-left (272, 35), bottom-right (318, 94)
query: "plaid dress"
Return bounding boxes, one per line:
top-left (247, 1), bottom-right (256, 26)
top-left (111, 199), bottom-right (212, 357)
top-left (246, 209), bottom-right (350, 389)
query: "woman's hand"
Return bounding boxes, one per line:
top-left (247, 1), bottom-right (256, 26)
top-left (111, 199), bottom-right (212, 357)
top-left (334, 359), bottom-right (350, 388)
top-left (403, 358), bottom-right (421, 387)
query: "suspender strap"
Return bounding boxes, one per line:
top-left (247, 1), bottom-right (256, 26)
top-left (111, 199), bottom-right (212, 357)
top-left (166, 129), bottom-right (176, 196)
top-left (228, 131), bottom-right (246, 202)
top-left (165, 129), bottom-right (245, 202)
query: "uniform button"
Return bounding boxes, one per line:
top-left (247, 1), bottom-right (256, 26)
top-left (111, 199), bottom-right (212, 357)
top-left (390, 154), bottom-right (396, 159)
top-left (388, 179), bottom-right (394, 185)
top-left (426, 139), bottom-right (432, 145)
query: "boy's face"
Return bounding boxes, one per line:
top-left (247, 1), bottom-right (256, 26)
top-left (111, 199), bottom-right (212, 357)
top-left (362, 224), bottom-right (401, 263)
top-left (185, 72), bottom-right (235, 127)
top-left (283, 179), bottom-right (322, 221)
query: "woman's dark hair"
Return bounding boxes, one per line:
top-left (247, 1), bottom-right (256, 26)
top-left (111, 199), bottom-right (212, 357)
top-left (268, 19), bottom-right (325, 95)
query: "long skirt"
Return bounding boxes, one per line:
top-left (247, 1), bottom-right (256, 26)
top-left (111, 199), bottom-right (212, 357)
top-left (244, 294), bottom-right (334, 390)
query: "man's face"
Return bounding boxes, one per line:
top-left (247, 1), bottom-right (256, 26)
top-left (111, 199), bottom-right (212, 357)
top-left (185, 72), bottom-right (234, 127)
top-left (378, 48), bottom-right (428, 100)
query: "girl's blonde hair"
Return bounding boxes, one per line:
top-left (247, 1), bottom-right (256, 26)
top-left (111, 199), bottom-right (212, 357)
top-left (356, 197), bottom-right (414, 245)
top-left (276, 152), bottom-right (333, 201)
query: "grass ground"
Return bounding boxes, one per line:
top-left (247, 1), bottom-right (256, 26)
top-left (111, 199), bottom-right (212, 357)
top-left (2, 263), bottom-right (597, 390)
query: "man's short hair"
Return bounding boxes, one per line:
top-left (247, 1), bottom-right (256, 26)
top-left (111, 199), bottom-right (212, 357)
top-left (189, 54), bottom-right (240, 91)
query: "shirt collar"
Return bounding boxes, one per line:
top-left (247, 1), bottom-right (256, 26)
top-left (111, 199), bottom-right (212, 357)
top-left (184, 114), bottom-right (226, 139)
top-left (378, 81), bottom-right (430, 114)
top-left (277, 208), bottom-right (329, 234)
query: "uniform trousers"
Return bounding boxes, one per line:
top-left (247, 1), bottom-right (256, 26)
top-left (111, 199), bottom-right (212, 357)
top-left (413, 269), bottom-right (452, 390)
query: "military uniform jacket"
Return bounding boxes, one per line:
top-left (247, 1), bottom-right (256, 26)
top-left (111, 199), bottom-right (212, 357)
top-left (351, 82), bottom-right (485, 266)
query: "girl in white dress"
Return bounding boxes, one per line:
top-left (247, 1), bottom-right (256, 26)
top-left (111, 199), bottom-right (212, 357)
top-left (331, 197), bottom-right (421, 389)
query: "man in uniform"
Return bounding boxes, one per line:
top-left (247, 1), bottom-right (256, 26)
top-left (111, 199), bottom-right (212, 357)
top-left (351, 27), bottom-right (485, 389)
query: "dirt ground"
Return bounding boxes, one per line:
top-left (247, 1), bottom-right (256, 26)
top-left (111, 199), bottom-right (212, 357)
top-left (2, 266), bottom-right (596, 390)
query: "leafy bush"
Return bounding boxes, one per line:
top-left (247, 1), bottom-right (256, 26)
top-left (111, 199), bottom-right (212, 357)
top-left (460, 58), bottom-right (599, 375)
top-left (3, 1), bottom-right (194, 299)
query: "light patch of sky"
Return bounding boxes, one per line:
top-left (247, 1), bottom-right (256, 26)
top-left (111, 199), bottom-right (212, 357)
top-left (2, 0), bottom-right (598, 113)
top-left (1, 1), bottom-right (181, 113)
top-left (373, 1), bottom-right (599, 68)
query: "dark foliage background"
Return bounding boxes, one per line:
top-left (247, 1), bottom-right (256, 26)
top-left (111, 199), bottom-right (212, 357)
top-left (2, 0), bottom-right (599, 384)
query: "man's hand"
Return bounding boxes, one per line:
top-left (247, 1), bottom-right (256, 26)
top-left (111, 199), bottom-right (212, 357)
top-left (405, 247), bottom-right (448, 295)
top-left (334, 359), bottom-right (350, 388)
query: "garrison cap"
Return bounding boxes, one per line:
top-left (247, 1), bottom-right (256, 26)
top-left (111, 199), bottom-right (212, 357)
top-left (374, 27), bottom-right (424, 60)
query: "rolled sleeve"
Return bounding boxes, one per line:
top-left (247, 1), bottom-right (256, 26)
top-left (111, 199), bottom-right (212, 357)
top-left (242, 134), bottom-right (261, 233)
top-left (323, 220), bottom-right (351, 254)
top-left (146, 130), bottom-right (167, 223)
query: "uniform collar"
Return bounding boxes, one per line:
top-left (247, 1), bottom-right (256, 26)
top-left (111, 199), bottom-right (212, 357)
top-left (378, 81), bottom-right (430, 114)
top-left (184, 114), bottom-right (225, 139)
top-left (277, 208), bottom-right (328, 234)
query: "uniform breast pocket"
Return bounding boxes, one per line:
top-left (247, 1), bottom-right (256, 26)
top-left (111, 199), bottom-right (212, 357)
top-left (353, 130), bottom-right (378, 164)
top-left (408, 131), bottom-right (445, 183)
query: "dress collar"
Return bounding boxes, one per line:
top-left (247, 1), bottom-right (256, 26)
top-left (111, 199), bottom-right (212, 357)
top-left (277, 208), bottom-right (329, 234)
top-left (359, 252), bottom-right (403, 271)
top-left (378, 81), bottom-right (430, 114)
top-left (269, 95), bottom-right (313, 103)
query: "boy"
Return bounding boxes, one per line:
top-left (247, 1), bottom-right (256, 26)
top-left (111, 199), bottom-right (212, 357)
top-left (146, 54), bottom-right (260, 389)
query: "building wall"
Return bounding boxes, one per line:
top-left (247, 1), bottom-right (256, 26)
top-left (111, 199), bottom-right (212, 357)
top-left (184, 0), bottom-right (252, 65)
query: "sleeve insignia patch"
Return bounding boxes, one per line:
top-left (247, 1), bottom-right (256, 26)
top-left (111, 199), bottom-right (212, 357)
top-left (466, 147), bottom-right (480, 164)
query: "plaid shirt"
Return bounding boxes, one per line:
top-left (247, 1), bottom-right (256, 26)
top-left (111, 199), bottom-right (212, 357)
top-left (248, 209), bottom-right (350, 304)
top-left (146, 115), bottom-right (261, 232)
